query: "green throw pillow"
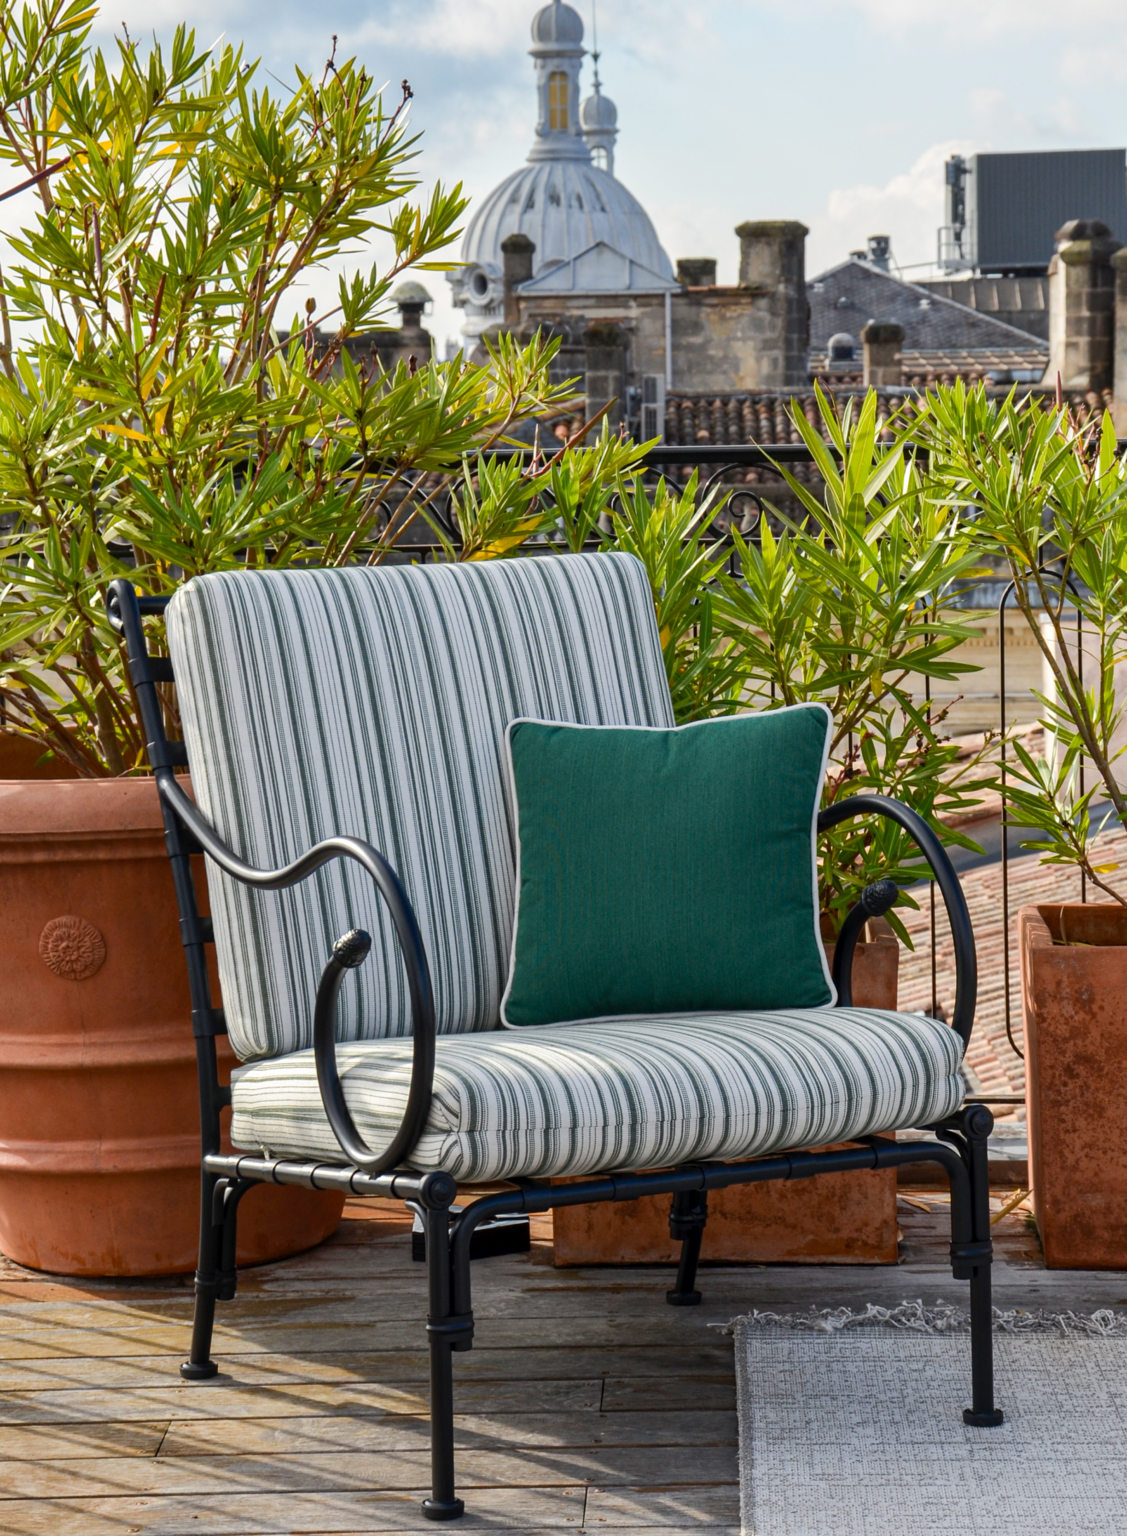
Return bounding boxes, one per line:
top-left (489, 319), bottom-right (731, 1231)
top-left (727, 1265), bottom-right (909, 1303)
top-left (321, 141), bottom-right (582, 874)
top-left (501, 705), bottom-right (836, 1027)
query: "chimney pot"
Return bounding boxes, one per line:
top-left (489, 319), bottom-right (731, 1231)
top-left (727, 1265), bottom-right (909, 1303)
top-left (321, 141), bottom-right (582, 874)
top-left (861, 320), bottom-right (904, 387)
top-left (677, 258), bottom-right (717, 287)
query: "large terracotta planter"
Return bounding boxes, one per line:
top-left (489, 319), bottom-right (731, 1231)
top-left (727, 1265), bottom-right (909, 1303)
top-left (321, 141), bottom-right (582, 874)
top-left (1020, 902), bottom-right (1127, 1269)
top-left (552, 921), bottom-right (900, 1265)
top-left (0, 731), bottom-right (78, 780)
top-left (0, 776), bottom-right (344, 1276)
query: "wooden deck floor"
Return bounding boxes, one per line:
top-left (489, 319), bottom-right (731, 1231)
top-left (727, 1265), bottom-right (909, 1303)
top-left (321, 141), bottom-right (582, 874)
top-left (0, 1192), bottom-right (1122, 1535)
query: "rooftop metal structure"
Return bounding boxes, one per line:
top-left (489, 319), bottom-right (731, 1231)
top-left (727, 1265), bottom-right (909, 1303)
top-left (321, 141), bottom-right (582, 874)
top-left (939, 149), bottom-right (1127, 275)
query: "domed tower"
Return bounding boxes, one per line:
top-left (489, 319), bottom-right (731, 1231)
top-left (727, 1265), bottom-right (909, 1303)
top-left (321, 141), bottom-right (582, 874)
top-left (528, 0), bottom-right (586, 163)
top-left (579, 27), bottom-right (618, 179)
top-left (579, 76), bottom-right (618, 177)
top-left (448, 1), bottom-right (675, 345)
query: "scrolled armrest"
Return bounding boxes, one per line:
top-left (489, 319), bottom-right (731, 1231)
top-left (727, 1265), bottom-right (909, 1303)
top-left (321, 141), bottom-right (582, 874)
top-left (156, 772), bottom-right (437, 1176)
top-left (817, 792), bottom-right (976, 1048)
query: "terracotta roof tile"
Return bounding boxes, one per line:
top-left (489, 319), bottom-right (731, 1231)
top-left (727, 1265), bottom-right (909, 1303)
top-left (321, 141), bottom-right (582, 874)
top-left (664, 384), bottom-right (1115, 450)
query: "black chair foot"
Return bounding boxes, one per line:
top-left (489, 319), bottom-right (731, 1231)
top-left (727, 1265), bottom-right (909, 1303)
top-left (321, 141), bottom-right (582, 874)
top-left (422, 1497), bottom-right (465, 1520)
top-left (666, 1288), bottom-right (702, 1307)
top-left (963, 1407), bottom-right (1004, 1428)
top-left (180, 1359), bottom-right (219, 1380)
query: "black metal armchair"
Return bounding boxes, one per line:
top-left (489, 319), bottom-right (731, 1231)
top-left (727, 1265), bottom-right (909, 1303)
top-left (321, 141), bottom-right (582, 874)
top-left (107, 551), bottom-right (1000, 1523)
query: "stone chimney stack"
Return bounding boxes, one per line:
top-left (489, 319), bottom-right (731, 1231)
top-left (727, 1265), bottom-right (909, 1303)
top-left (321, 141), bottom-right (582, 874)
top-left (1111, 248), bottom-right (1127, 432)
top-left (384, 282), bottom-right (434, 370)
top-left (735, 220), bottom-right (809, 387)
top-left (501, 233), bottom-right (536, 327)
top-left (1046, 219), bottom-right (1121, 393)
top-left (676, 258), bottom-right (717, 287)
top-left (861, 321), bottom-right (904, 387)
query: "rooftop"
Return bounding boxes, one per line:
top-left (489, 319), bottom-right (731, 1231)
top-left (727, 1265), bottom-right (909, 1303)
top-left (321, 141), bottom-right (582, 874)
top-left (808, 258), bottom-right (1050, 359)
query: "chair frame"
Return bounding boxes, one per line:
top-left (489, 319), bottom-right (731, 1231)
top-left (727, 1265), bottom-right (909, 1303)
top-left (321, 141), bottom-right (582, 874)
top-left (107, 577), bottom-right (1003, 1523)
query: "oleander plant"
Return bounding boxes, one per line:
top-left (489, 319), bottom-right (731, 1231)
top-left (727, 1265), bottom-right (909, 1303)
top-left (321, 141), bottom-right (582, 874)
top-left (919, 383), bottom-right (1127, 907)
top-left (0, 0), bottom-right (641, 775)
top-left (714, 385), bottom-right (993, 936)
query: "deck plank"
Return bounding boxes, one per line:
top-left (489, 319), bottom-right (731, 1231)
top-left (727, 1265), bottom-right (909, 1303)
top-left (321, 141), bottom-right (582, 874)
top-left (158, 1408), bottom-right (737, 1457)
top-left (0, 1344), bottom-right (733, 1396)
top-left (0, 1379), bottom-right (603, 1424)
top-left (0, 1489), bottom-right (737, 1536)
top-left (0, 1317), bottom-right (752, 1359)
top-left (0, 1446), bottom-right (737, 1498)
top-left (0, 1421), bottom-right (170, 1460)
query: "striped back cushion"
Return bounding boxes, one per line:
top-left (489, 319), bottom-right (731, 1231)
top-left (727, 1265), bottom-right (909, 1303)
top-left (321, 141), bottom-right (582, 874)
top-left (166, 553), bottom-right (673, 1061)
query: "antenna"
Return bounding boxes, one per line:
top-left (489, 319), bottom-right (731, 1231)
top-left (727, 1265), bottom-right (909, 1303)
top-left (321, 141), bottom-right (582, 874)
top-left (591, 0), bottom-right (601, 89)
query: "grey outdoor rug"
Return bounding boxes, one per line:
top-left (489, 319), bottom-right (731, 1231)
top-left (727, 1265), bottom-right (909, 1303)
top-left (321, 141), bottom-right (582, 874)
top-left (732, 1303), bottom-right (1127, 1536)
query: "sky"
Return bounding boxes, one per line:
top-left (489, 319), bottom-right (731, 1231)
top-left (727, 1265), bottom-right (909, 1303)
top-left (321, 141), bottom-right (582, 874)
top-left (14, 0), bottom-right (1127, 350)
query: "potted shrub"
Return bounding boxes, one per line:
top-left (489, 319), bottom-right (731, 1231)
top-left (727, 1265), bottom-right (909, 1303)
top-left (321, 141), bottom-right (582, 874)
top-left (553, 389), bottom-right (994, 1265)
top-left (922, 384), bottom-right (1127, 1268)
top-left (0, 3), bottom-right (637, 1274)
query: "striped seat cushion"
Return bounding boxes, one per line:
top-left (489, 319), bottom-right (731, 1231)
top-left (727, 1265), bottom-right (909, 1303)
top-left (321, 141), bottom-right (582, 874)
top-left (229, 1008), bottom-right (965, 1182)
top-left (165, 553), bottom-right (673, 1061)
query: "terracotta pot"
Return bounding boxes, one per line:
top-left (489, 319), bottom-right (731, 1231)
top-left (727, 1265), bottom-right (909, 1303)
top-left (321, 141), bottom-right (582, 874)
top-left (0, 777), bottom-right (344, 1276)
top-left (552, 920), bottom-right (900, 1265)
top-left (0, 731), bottom-right (79, 780)
top-left (1020, 902), bottom-right (1127, 1269)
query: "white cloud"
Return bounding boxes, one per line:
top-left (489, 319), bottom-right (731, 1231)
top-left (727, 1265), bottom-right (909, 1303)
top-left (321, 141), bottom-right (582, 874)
top-left (838, 0), bottom-right (1127, 40)
top-left (351, 0), bottom-right (530, 60)
top-left (809, 138), bottom-right (980, 278)
top-left (1061, 43), bottom-right (1127, 88)
top-left (966, 87), bottom-right (1089, 147)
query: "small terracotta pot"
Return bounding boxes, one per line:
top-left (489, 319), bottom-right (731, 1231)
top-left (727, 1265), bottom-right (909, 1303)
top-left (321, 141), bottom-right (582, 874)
top-left (1020, 902), bottom-right (1127, 1269)
top-left (552, 920), bottom-right (900, 1266)
top-left (0, 776), bottom-right (343, 1276)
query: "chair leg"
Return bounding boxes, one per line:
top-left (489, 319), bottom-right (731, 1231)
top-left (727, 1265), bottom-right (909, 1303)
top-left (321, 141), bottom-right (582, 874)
top-left (217, 1178), bottom-right (253, 1302)
top-left (952, 1106), bottom-right (1004, 1428)
top-left (666, 1187), bottom-right (708, 1307)
top-left (181, 1169), bottom-right (222, 1381)
top-left (421, 1183), bottom-right (467, 1521)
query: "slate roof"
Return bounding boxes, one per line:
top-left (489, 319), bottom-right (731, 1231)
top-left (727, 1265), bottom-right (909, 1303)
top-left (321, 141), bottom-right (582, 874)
top-left (916, 274), bottom-right (1050, 343)
top-left (808, 258), bottom-right (1049, 358)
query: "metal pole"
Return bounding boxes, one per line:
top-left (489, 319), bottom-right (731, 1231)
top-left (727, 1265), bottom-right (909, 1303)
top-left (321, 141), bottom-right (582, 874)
top-left (997, 582), bottom-right (1023, 1061)
top-left (664, 290), bottom-right (672, 392)
top-left (1077, 602), bottom-right (1086, 904)
top-left (925, 628), bottom-right (937, 1017)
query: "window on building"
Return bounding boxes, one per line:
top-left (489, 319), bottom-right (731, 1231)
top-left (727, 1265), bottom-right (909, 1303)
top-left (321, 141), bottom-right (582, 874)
top-left (548, 72), bottom-right (569, 130)
top-left (591, 145), bottom-right (609, 172)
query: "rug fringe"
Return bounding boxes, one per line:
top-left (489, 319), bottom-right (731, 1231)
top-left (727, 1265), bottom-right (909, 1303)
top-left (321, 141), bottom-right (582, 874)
top-left (716, 1299), bottom-right (1127, 1336)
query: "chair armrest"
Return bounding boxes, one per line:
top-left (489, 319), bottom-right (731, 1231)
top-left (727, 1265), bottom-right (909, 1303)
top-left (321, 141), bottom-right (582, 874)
top-left (105, 577), bottom-right (435, 1176)
top-left (817, 793), bottom-right (977, 1049)
top-left (159, 772), bottom-right (436, 1175)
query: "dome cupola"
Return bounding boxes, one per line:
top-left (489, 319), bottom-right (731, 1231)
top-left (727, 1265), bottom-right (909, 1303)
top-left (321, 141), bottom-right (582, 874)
top-left (530, 0), bottom-right (584, 46)
top-left (448, 2), bottom-right (675, 343)
top-left (527, 0), bottom-right (587, 163)
top-left (579, 67), bottom-right (618, 176)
